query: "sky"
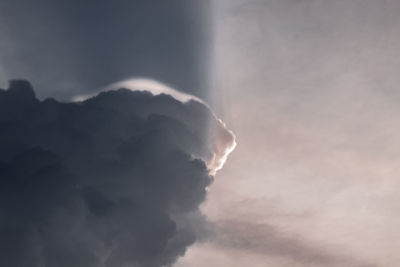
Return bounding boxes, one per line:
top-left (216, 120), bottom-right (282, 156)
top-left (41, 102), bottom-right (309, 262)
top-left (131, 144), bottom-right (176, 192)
top-left (1, 1), bottom-right (400, 267)
top-left (0, 0), bottom-right (211, 101)
top-left (178, 1), bottom-right (400, 266)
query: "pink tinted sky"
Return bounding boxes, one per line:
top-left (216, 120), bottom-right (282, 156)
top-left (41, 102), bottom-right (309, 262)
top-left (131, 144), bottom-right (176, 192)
top-left (178, 1), bottom-right (400, 266)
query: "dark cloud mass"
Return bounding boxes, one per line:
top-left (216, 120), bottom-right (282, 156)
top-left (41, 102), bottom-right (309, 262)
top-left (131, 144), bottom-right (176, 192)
top-left (0, 80), bottom-right (234, 267)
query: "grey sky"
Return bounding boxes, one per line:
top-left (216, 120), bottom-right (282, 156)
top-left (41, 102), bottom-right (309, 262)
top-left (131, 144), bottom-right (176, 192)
top-left (0, 0), bottom-right (211, 101)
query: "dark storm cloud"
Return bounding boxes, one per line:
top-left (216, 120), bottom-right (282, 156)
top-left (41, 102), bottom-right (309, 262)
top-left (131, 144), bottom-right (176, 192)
top-left (0, 0), bottom-right (210, 100)
top-left (0, 80), bottom-right (234, 267)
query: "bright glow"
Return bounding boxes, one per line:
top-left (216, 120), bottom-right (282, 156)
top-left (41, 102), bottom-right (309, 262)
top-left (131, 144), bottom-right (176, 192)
top-left (208, 119), bottom-right (237, 175)
top-left (72, 78), bottom-right (203, 103)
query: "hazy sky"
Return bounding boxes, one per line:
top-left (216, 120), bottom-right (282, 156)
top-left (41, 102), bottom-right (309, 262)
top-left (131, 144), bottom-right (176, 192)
top-left (0, 0), bottom-right (211, 101)
top-left (178, 1), bottom-right (400, 266)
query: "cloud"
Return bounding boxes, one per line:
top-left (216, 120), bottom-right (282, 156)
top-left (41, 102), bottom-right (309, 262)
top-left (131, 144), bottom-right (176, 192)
top-left (0, 79), bottom-right (235, 267)
top-left (73, 78), bottom-right (236, 175)
top-left (208, 220), bottom-right (376, 267)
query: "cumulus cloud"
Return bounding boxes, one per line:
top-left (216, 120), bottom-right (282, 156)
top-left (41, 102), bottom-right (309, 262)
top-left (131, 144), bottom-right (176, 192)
top-left (0, 79), bottom-right (235, 267)
top-left (74, 78), bottom-right (236, 175)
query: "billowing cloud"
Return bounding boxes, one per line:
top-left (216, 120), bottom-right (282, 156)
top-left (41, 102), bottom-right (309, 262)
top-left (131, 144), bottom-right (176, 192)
top-left (0, 79), bottom-right (235, 267)
top-left (74, 78), bottom-right (236, 175)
